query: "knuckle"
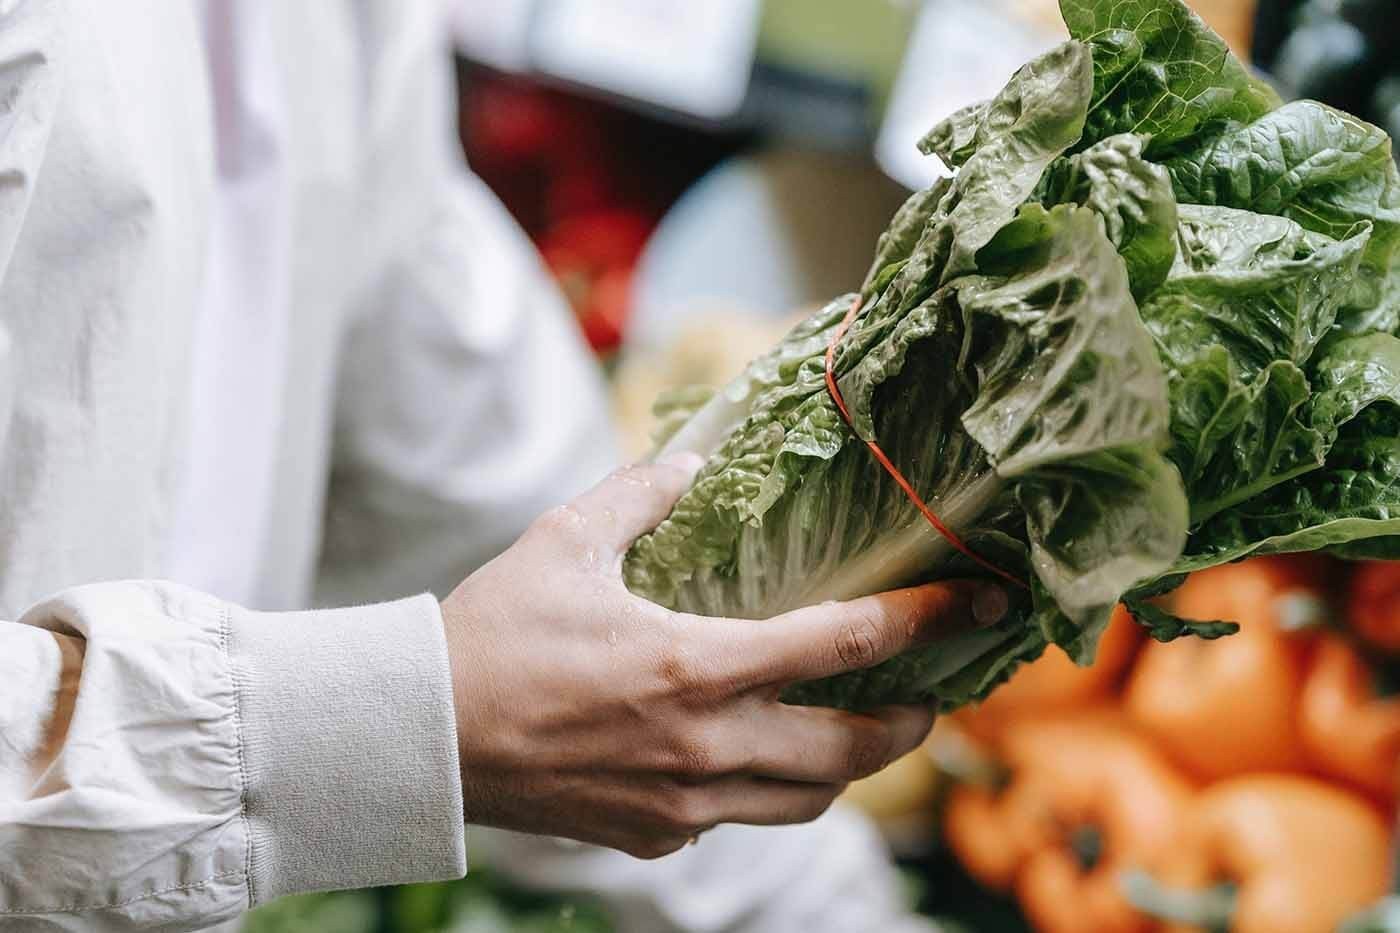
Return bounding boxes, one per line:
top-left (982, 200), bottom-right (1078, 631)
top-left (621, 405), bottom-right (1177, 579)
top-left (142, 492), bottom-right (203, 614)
top-left (665, 789), bottom-right (713, 836)
top-left (666, 725), bottom-right (722, 777)
top-left (843, 724), bottom-right (893, 780)
top-left (530, 504), bottom-right (588, 544)
top-left (609, 464), bottom-right (662, 496)
top-left (833, 613), bottom-right (885, 670)
top-left (656, 637), bottom-right (723, 706)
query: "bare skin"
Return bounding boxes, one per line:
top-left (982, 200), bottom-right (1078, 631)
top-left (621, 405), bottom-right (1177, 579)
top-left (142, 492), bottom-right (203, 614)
top-left (442, 453), bottom-right (1007, 859)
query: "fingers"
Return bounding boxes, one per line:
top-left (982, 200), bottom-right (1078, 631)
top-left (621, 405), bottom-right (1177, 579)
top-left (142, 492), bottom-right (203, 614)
top-left (601, 778), bottom-right (847, 859)
top-left (743, 704), bottom-right (936, 783)
top-left (648, 700), bottom-right (933, 785)
top-left (712, 580), bottom-right (1008, 691)
top-left (631, 775), bottom-right (846, 852)
top-left (555, 773), bottom-right (847, 860)
top-left (691, 776), bottom-right (845, 827)
top-left (538, 452), bottom-right (705, 557)
top-left (604, 708), bottom-right (931, 856)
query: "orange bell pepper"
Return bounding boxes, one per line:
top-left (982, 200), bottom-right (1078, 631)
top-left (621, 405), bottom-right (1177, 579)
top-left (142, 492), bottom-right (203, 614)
top-left (955, 605), bottom-right (1141, 745)
top-left (1298, 633), bottom-right (1400, 801)
top-left (1349, 560), bottom-right (1400, 654)
top-left (1150, 775), bottom-right (1392, 933)
top-left (944, 717), bottom-right (1191, 933)
top-left (1125, 559), bottom-right (1319, 780)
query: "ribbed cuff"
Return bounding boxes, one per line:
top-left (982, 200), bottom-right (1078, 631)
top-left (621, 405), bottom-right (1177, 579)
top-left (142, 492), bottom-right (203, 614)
top-left (225, 594), bottom-right (466, 902)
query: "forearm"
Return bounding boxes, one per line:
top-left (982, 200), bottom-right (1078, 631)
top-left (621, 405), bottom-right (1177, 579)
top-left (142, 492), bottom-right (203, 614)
top-left (0, 581), bottom-right (465, 929)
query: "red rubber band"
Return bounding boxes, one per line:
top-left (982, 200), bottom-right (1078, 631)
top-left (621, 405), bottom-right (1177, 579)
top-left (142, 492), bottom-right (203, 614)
top-left (824, 295), bottom-right (1027, 589)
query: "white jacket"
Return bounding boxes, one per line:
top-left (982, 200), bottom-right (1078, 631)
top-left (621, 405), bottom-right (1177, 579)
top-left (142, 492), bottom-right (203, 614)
top-left (0, 2), bottom-right (928, 931)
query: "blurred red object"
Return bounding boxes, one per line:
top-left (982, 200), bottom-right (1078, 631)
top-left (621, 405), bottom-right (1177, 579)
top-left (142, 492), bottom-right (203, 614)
top-left (1298, 633), bottom-right (1400, 802)
top-left (538, 209), bottom-right (651, 355)
top-left (1349, 561), bottom-right (1400, 654)
top-left (457, 64), bottom-right (743, 355)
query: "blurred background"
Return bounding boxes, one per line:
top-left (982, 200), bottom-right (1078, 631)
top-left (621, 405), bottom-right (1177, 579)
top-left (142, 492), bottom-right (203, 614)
top-left (249, 0), bottom-right (1399, 930)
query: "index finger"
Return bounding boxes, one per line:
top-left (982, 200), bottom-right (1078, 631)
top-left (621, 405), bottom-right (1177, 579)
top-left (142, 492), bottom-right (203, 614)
top-left (711, 581), bottom-right (1009, 691)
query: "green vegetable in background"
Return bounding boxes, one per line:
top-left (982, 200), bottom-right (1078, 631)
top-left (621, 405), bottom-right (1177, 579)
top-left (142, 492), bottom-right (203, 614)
top-left (623, 0), bottom-right (1400, 710)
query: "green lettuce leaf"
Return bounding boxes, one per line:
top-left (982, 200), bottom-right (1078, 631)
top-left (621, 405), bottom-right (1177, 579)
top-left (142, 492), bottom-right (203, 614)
top-left (1329, 537), bottom-right (1400, 560)
top-left (1176, 403), bottom-right (1400, 571)
top-left (1164, 100), bottom-right (1400, 336)
top-left (1123, 597), bottom-right (1239, 641)
top-left (861, 180), bottom-right (950, 298)
top-left (650, 385), bottom-right (715, 450)
top-left (1037, 133), bottom-right (1179, 298)
top-left (910, 40), bottom-right (1094, 293)
top-left (920, 101), bottom-right (990, 172)
top-left (1310, 332), bottom-right (1400, 432)
top-left (1059, 0), bottom-right (1278, 152)
top-left (1138, 205), bottom-right (1369, 522)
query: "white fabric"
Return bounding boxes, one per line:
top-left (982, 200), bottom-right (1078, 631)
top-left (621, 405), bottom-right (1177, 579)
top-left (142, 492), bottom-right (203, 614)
top-left (480, 807), bottom-right (936, 933)
top-left (1, 585), bottom-right (463, 931)
top-left (0, 1), bottom-right (928, 931)
top-left (167, 0), bottom-right (293, 604)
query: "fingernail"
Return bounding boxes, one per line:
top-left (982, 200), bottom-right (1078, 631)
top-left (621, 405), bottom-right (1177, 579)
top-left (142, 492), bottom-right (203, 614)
top-left (656, 451), bottom-right (705, 478)
top-left (972, 584), bottom-right (1008, 627)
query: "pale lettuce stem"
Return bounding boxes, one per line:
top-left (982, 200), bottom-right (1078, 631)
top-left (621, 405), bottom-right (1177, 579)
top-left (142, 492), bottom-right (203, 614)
top-left (778, 470), bottom-right (1006, 610)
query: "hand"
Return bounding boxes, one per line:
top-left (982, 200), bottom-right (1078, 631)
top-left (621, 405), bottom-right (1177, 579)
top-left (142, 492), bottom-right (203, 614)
top-left (441, 454), bottom-right (1005, 859)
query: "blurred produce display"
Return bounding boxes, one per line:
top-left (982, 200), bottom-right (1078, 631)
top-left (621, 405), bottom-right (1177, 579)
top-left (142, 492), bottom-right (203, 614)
top-left (947, 717), bottom-right (1191, 933)
top-left (626, 148), bottom-right (911, 349)
top-left (1146, 775), bottom-right (1390, 933)
top-left (1253, 0), bottom-right (1400, 147)
top-left (855, 555), bottom-right (1398, 933)
top-left (457, 63), bottom-right (749, 356)
top-left (1124, 561), bottom-right (1325, 782)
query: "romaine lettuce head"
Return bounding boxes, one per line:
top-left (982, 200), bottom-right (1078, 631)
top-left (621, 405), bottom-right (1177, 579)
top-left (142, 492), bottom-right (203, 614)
top-left (622, 0), bottom-right (1400, 711)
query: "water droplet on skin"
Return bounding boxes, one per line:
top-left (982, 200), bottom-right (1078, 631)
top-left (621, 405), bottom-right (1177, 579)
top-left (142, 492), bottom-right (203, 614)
top-left (553, 505), bottom-right (588, 532)
top-left (602, 508), bottom-right (616, 523)
top-left (821, 600), bottom-right (839, 607)
top-left (583, 548), bottom-right (597, 568)
top-left (607, 629), bottom-right (619, 646)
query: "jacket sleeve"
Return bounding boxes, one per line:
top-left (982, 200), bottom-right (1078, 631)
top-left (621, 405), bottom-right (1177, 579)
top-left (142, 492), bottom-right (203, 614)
top-left (0, 584), bottom-right (467, 932)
